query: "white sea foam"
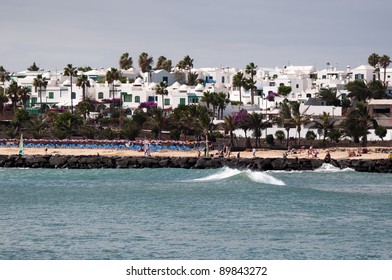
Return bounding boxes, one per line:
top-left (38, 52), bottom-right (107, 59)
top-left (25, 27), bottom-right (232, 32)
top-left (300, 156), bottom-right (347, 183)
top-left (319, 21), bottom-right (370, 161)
top-left (315, 163), bottom-right (354, 173)
top-left (193, 167), bottom-right (242, 181)
top-left (245, 170), bottom-right (286, 185)
top-left (192, 167), bottom-right (285, 186)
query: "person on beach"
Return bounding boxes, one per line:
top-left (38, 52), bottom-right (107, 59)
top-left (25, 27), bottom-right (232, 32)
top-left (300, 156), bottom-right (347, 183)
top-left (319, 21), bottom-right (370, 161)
top-left (324, 151), bottom-right (331, 163)
top-left (252, 147), bottom-right (256, 157)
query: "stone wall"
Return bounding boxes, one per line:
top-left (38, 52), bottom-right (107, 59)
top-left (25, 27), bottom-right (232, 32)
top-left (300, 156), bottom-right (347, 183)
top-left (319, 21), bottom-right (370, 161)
top-left (1, 154), bottom-right (392, 173)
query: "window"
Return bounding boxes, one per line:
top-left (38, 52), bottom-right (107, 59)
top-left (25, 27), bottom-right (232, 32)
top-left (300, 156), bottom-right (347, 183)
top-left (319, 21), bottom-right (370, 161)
top-left (124, 94), bottom-right (132, 102)
top-left (98, 92), bottom-right (104, 99)
top-left (48, 92), bottom-right (54, 99)
top-left (164, 98), bottom-right (170, 106)
top-left (180, 98), bottom-right (186, 105)
top-left (322, 75), bottom-right (327, 79)
top-left (163, 76), bottom-right (168, 83)
top-left (222, 76), bottom-right (225, 83)
top-left (32, 97), bottom-right (37, 106)
top-left (355, 74), bottom-right (364, 80)
top-left (296, 84), bottom-right (299, 89)
top-left (71, 92), bottom-right (76, 99)
top-left (135, 96), bottom-right (140, 103)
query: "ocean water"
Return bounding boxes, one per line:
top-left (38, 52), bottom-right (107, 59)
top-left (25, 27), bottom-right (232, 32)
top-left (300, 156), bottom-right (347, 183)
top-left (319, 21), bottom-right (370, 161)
top-left (0, 165), bottom-right (391, 260)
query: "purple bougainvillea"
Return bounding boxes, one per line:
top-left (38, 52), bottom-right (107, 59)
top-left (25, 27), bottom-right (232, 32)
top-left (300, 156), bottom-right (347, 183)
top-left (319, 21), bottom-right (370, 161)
top-left (139, 101), bottom-right (157, 109)
top-left (266, 92), bottom-right (279, 101)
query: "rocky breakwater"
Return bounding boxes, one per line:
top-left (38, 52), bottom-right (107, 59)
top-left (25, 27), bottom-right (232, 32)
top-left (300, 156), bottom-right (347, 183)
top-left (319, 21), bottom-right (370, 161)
top-left (1, 154), bottom-right (392, 173)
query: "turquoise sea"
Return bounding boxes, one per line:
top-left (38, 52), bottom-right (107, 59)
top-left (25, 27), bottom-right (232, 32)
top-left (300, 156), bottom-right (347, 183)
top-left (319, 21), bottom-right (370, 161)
top-left (1, 165), bottom-right (391, 260)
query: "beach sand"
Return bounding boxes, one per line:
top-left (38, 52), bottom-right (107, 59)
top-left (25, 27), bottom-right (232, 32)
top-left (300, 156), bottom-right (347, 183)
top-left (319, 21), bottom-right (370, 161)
top-left (1, 146), bottom-right (391, 160)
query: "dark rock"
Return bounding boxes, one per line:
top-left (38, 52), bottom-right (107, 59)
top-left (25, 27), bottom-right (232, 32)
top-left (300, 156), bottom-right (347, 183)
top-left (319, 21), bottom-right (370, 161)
top-left (49, 155), bottom-right (68, 168)
top-left (271, 158), bottom-right (287, 170)
top-left (115, 157), bottom-right (130, 168)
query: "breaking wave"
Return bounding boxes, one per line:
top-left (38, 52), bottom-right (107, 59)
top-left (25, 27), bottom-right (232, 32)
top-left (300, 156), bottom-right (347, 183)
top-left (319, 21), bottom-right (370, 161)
top-left (192, 167), bottom-right (285, 186)
top-left (315, 163), bottom-right (354, 173)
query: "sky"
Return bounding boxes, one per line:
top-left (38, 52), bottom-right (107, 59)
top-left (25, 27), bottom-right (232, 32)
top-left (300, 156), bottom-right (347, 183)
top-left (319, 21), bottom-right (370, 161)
top-left (1, 0), bottom-right (391, 73)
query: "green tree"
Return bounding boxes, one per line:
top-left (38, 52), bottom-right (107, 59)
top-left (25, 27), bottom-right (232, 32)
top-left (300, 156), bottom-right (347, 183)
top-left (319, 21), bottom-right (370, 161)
top-left (345, 80), bottom-right (371, 102)
top-left (7, 81), bottom-right (20, 110)
top-left (245, 62), bottom-right (257, 104)
top-left (232, 71), bottom-right (246, 105)
top-left (328, 128), bottom-right (342, 143)
top-left (317, 88), bottom-right (340, 106)
top-left (121, 119), bottom-right (141, 140)
top-left (155, 56), bottom-right (172, 72)
top-left (223, 115), bottom-right (237, 147)
top-left (278, 85), bottom-right (292, 96)
top-left (275, 130), bottom-right (285, 143)
top-left (33, 74), bottom-right (48, 112)
top-left (119, 52), bottom-right (133, 70)
top-left (138, 52), bottom-right (153, 73)
top-left (52, 111), bottom-right (83, 139)
top-left (0, 88), bottom-right (9, 115)
top-left (186, 71), bottom-right (198, 86)
top-left (342, 102), bottom-right (377, 145)
top-left (310, 112), bottom-right (335, 141)
top-left (105, 68), bottom-right (121, 100)
top-left (0, 66), bottom-right (10, 85)
top-left (368, 80), bottom-right (388, 99)
top-left (176, 55), bottom-right (194, 70)
top-left (375, 125), bottom-right (387, 141)
top-left (147, 107), bottom-right (167, 139)
top-left (77, 99), bottom-right (95, 120)
top-left (379, 55), bottom-right (391, 84)
top-left (368, 53), bottom-right (380, 80)
top-left (154, 81), bottom-right (168, 110)
top-left (27, 62), bottom-right (39, 71)
top-left (217, 92), bottom-right (230, 120)
top-left (76, 74), bottom-right (91, 101)
top-left (18, 86), bottom-right (31, 109)
top-left (247, 112), bottom-right (266, 147)
top-left (306, 130), bottom-right (317, 142)
top-left (63, 64), bottom-right (78, 113)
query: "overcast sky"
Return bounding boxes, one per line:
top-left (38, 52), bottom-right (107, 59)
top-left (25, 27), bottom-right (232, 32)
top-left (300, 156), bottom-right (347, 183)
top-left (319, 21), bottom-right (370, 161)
top-left (1, 0), bottom-right (391, 72)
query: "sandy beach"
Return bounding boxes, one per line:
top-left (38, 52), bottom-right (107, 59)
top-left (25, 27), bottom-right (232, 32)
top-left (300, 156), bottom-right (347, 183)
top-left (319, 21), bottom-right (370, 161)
top-left (1, 146), bottom-right (391, 160)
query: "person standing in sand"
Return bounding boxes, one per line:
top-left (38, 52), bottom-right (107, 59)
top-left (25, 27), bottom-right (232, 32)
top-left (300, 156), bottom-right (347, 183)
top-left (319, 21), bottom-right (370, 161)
top-left (252, 147), bottom-right (256, 157)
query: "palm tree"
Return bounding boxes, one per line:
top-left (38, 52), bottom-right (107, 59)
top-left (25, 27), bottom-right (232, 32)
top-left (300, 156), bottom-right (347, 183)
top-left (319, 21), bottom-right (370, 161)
top-left (368, 53), bottom-right (380, 81)
top-left (33, 74), bottom-right (48, 113)
top-left (155, 56), bottom-right (172, 72)
top-left (63, 64), bottom-right (78, 113)
top-left (119, 52), bottom-right (133, 70)
top-left (223, 115), bottom-right (237, 147)
top-left (345, 80), bottom-right (371, 102)
top-left (232, 71), bottom-right (246, 105)
top-left (76, 74), bottom-right (91, 101)
top-left (138, 52), bottom-right (153, 73)
top-left (379, 55), bottom-right (391, 84)
top-left (176, 55), bottom-right (194, 70)
top-left (368, 80), bottom-right (388, 99)
top-left (0, 66), bottom-right (10, 85)
top-left (18, 86), bottom-right (31, 109)
top-left (317, 87), bottom-right (340, 106)
top-left (186, 71), bottom-right (198, 86)
top-left (27, 62), bottom-right (39, 71)
top-left (201, 91), bottom-right (213, 110)
top-left (278, 100), bottom-right (310, 147)
top-left (310, 112), bottom-right (335, 141)
top-left (0, 88), bottom-right (9, 115)
top-left (342, 102), bottom-right (377, 145)
top-left (245, 62), bottom-right (257, 105)
top-left (105, 68), bottom-right (121, 99)
top-left (290, 101), bottom-right (310, 145)
top-left (246, 112), bottom-right (267, 147)
top-left (7, 81), bottom-right (20, 110)
top-left (217, 92), bottom-right (230, 119)
top-left (154, 81), bottom-right (168, 110)
top-left (147, 107), bottom-right (167, 139)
